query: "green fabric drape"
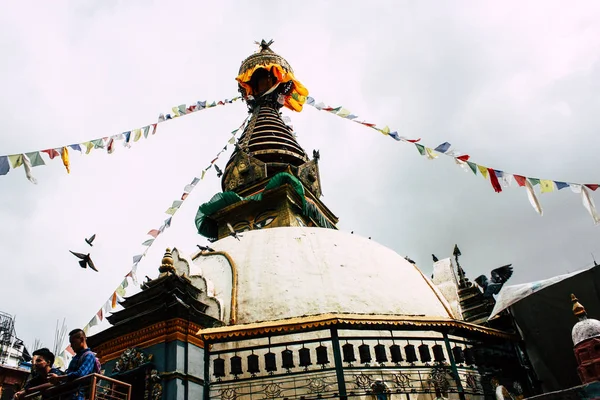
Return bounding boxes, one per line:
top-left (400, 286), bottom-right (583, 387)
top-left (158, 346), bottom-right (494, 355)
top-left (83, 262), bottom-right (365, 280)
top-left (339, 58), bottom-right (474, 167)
top-left (195, 172), bottom-right (331, 239)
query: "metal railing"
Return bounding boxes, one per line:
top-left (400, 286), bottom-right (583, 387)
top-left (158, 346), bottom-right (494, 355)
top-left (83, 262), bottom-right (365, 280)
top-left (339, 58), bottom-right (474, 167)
top-left (22, 374), bottom-right (131, 400)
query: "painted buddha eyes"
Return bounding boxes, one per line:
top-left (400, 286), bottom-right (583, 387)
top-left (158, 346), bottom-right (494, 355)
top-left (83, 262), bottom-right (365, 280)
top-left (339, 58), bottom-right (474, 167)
top-left (231, 209), bottom-right (277, 232)
top-left (253, 209), bottom-right (277, 229)
top-left (254, 217), bottom-right (274, 229)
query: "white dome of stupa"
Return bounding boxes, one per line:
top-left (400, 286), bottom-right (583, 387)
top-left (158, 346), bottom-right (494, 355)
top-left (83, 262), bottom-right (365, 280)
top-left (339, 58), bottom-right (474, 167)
top-left (190, 227), bottom-right (455, 325)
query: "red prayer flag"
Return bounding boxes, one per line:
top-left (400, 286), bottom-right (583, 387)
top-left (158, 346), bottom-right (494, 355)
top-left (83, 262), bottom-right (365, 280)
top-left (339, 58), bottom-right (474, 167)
top-left (456, 154), bottom-right (470, 162)
top-left (181, 193), bottom-right (189, 201)
top-left (361, 122), bottom-right (376, 127)
top-left (514, 175), bottom-right (527, 187)
top-left (406, 138), bottom-right (421, 143)
top-left (42, 149), bottom-right (60, 159)
top-left (147, 229), bottom-right (160, 238)
top-left (585, 184), bottom-right (599, 191)
top-left (65, 345), bottom-right (76, 356)
top-left (151, 124), bottom-right (157, 135)
top-left (97, 309), bottom-right (103, 321)
top-left (488, 168), bottom-right (503, 193)
top-left (111, 292), bottom-right (117, 308)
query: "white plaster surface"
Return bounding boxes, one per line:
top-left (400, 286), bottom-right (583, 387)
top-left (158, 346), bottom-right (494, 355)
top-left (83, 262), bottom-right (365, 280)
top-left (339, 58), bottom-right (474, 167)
top-left (572, 317), bottom-right (600, 345)
top-left (431, 258), bottom-right (463, 320)
top-left (191, 227), bottom-right (453, 325)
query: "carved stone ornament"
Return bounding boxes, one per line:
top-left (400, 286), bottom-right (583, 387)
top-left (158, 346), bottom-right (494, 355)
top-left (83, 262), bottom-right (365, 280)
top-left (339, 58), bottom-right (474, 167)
top-left (145, 368), bottom-right (162, 400)
top-left (112, 347), bottom-right (154, 373)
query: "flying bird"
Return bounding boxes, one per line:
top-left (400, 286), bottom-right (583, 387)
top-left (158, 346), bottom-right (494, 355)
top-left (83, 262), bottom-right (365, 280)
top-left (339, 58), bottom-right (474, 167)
top-left (69, 251), bottom-right (98, 272)
top-left (226, 223), bottom-right (241, 241)
top-left (432, 254), bottom-right (439, 262)
top-left (85, 234), bottom-right (96, 247)
top-left (474, 265), bottom-right (513, 298)
top-left (197, 245), bottom-right (215, 252)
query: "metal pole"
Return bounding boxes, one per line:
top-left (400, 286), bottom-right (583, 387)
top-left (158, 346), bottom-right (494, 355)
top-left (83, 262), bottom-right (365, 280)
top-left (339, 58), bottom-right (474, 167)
top-left (443, 332), bottom-right (466, 400)
top-left (89, 375), bottom-right (97, 400)
top-left (330, 328), bottom-right (347, 400)
top-left (203, 339), bottom-right (211, 400)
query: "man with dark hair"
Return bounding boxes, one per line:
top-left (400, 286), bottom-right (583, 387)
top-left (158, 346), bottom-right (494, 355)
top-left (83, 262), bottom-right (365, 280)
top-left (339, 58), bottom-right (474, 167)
top-left (14, 348), bottom-right (62, 399)
top-left (48, 329), bottom-right (100, 400)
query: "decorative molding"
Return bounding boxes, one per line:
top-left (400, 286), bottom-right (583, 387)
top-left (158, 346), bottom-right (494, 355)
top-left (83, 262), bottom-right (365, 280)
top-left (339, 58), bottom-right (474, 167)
top-left (195, 250), bottom-right (239, 325)
top-left (95, 318), bottom-right (205, 363)
top-left (196, 313), bottom-right (517, 341)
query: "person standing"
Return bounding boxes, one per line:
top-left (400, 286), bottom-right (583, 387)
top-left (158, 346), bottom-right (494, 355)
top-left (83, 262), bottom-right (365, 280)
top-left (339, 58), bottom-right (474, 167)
top-left (14, 348), bottom-right (62, 399)
top-left (48, 329), bottom-right (100, 400)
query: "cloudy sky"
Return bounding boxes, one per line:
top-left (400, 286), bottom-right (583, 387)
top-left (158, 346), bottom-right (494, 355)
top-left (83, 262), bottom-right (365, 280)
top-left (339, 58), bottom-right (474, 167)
top-left (2, 1), bottom-right (600, 352)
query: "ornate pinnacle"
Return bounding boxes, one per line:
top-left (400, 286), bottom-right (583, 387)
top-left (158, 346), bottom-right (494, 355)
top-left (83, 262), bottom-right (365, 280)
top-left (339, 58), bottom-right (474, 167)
top-left (572, 293), bottom-right (587, 318)
top-left (254, 39), bottom-right (274, 52)
top-left (159, 248), bottom-right (175, 274)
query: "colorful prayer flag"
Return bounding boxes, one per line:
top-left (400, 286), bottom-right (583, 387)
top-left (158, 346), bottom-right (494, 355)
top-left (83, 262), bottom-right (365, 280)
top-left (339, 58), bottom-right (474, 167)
top-left (26, 152), bottom-right (45, 167)
top-left (0, 156), bottom-right (9, 176)
top-left (415, 144), bottom-right (425, 155)
top-left (9, 154), bottom-right (23, 168)
top-left (61, 147), bottom-right (70, 173)
top-left (488, 168), bottom-right (502, 193)
top-left (466, 161), bottom-right (477, 175)
top-left (555, 181), bottom-right (570, 190)
top-left (477, 165), bottom-right (489, 179)
top-left (514, 175), bottom-right (526, 187)
top-left (42, 149), bottom-right (60, 160)
top-left (540, 180), bottom-right (555, 193)
top-left (434, 142), bottom-right (451, 153)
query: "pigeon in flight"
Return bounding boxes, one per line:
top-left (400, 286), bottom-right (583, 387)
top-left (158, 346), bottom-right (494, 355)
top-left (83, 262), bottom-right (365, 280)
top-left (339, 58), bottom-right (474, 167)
top-left (474, 265), bottom-right (513, 298)
top-left (85, 234), bottom-right (96, 247)
top-left (197, 245), bottom-right (215, 252)
top-left (69, 251), bottom-right (98, 272)
top-left (226, 223), bottom-right (241, 241)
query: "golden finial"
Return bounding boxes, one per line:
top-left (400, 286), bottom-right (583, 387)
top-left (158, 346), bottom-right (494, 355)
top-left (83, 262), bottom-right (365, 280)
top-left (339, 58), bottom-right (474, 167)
top-left (159, 248), bottom-right (175, 274)
top-left (572, 294), bottom-right (587, 318)
top-left (254, 39), bottom-right (274, 52)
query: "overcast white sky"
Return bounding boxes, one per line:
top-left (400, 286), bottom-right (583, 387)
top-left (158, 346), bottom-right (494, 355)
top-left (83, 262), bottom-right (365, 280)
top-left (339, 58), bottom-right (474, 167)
top-left (2, 0), bottom-right (600, 353)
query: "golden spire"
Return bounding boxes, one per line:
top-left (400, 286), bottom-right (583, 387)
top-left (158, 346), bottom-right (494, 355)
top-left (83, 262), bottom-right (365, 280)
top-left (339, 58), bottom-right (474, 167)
top-left (571, 293), bottom-right (587, 318)
top-left (159, 248), bottom-right (175, 274)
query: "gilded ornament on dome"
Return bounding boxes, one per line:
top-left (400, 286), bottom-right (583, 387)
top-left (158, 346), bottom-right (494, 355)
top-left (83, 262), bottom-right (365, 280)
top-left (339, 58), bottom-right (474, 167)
top-left (236, 40), bottom-right (308, 112)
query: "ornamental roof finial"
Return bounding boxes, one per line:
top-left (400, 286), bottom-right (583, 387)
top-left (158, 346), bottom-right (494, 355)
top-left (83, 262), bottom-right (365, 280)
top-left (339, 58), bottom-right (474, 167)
top-left (572, 293), bottom-right (587, 319)
top-left (254, 39), bottom-right (274, 52)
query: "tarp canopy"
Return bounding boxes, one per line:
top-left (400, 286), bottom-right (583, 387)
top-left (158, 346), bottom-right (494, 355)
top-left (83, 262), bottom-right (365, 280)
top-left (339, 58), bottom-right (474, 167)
top-left (491, 264), bottom-right (600, 392)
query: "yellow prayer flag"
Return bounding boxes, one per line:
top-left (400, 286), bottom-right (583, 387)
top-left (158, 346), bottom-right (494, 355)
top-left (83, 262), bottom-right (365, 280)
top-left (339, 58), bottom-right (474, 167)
top-left (8, 154), bottom-right (23, 168)
top-left (379, 126), bottom-right (390, 136)
top-left (425, 148), bottom-right (438, 160)
top-left (540, 179), bottom-right (555, 193)
top-left (201, 170), bottom-right (206, 180)
top-left (228, 137), bottom-right (236, 144)
top-left (477, 165), bottom-right (489, 179)
top-left (116, 284), bottom-right (126, 297)
top-left (336, 108), bottom-right (351, 118)
top-left (133, 129), bottom-right (142, 142)
top-left (171, 106), bottom-right (180, 117)
top-left (61, 147), bottom-right (70, 174)
top-left (111, 292), bottom-right (118, 308)
top-left (84, 142), bottom-right (94, 154)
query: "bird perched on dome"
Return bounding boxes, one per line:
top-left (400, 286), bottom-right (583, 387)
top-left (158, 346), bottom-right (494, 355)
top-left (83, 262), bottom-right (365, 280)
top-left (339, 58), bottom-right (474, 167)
top-left (474, 265), bottom-right (513, 298)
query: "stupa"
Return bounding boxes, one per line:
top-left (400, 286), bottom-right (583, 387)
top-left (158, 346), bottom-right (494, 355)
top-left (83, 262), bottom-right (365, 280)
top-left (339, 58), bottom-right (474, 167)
top-left (88, 41), bottom-right (537, 400)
